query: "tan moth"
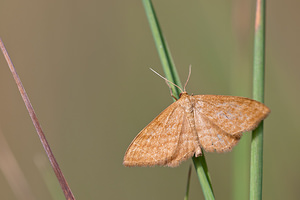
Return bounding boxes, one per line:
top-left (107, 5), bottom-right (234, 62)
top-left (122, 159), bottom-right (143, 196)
top-left (123, 68), bottom-right (270, 167)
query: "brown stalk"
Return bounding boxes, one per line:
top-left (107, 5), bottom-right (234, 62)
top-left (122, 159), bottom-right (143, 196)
top-left (0, 38), bottom-right (75, 200)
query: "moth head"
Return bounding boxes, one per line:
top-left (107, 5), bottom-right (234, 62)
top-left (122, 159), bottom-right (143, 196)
top-left (179, 92), bottom-right (189, 98)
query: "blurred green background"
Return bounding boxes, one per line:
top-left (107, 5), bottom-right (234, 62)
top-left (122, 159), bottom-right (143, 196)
top-left (0, 1), bottom-right (299, 200)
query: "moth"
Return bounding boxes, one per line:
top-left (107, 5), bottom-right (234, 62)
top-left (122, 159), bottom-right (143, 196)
top-left (123, 68), bottom-right (270, 167)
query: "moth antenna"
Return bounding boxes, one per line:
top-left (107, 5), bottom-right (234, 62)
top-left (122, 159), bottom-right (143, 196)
top-left (150, 68), bottom-right (183, 93)
top-left (183, 65), bottom-right (192, 92)
top-left (164, 80), bottom-right (178, 100)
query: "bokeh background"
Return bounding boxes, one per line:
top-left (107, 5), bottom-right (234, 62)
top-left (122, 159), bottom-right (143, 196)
top-left (0, 1), bottom-right (299, 200)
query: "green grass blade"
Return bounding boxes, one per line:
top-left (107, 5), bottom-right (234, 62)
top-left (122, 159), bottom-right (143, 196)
top-left (142, 1), bottom-right (215, 199)
top-left (250, 0), bottom-right (266, 200)
top-left (184, 165), bottom-right (192, 200)
top-left (192, 155), bottom-right (215, 200)
top-left (142, 0), bottom-right (182, 96)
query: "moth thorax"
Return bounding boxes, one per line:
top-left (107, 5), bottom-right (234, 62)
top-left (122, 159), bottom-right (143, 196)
top-left (180, 94), bottom-right (194, 113)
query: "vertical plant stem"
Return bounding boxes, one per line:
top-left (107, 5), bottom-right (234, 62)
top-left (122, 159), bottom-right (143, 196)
top-left (192, 154), bottom-right (214, 200)
top-left (142, 0), bottom-right (182, 95)
top-left (184, 165), bottom-right (192, 200)
top-left (142, 0), bottom-right (215, 199)
top-left (250, 0), bottom-right (266, 200)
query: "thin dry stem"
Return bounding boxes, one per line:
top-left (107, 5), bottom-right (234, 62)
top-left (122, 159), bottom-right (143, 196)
top-left (0, 38), bottom-right (75, 200)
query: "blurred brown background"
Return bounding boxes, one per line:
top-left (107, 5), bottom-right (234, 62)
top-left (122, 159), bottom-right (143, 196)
top-left (0, 1), bottom-right (299, 200)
